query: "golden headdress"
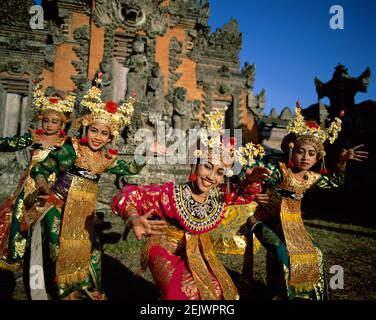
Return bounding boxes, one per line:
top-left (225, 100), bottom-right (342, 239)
top-left (74, 77), bottom-right (135, 151)
top-left (33, 81), bottom-right (75, 124)
top-left (193, 109), bottom-right (265, 177)
top-left (283, 101), bottom-right (342, 173)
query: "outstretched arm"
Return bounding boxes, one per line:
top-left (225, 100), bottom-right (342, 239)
top-left (0, 132), bottom-right (33, 152)
top-left (112, 183), bottom-right (170, 240)
top-left (127, 207), bottom-right (167, 240)
top-left (107, 142), bottom-right (167, 177)
top-left (338, 144), bottom-right (368, 168)
top-left (314, 144), bottom-right (369, 189)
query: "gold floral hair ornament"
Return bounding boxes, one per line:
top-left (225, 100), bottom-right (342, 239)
top-left (235, 142), bottom-right (266, 168)
top-left (285, 101), bottom-right (342, 173)
top-left (32, 80), bottom-right (75, 124)
top-left (75, 77), bottom-right (135, 153)
top-left (193, 110), bottom-right (265, 176)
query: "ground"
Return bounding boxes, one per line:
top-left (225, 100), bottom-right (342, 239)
top-left (3, 213), bottom-right (375, 300)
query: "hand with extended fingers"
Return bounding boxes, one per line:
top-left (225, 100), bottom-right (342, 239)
top-left (253, 193), bottom-right (269, 204)
top-left (128, 208), bottom-right (167, 240)
top-left (246, 166), bottom-right (272, 184)
top-left (339, 144), bottom-right (368, 165)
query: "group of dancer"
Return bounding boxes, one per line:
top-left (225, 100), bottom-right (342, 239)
top-left (0, 77), bottom-right (368, 300)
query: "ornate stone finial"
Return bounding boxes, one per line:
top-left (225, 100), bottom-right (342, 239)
top-left (315, 65), bottom-right (371, 116)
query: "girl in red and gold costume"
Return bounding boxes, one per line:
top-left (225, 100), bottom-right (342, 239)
top-left (244, 103), bottom-right (368, 300)
top-left (0, 82), bottom-right (74, 273)
top-left (29, 78), bottom-right (147, 300)
top-left (113, 110), bottom-right (268, 300)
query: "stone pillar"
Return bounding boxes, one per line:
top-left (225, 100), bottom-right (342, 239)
top-left (2, 93), bottom-right (22, 137)
top-left (112, 58), bottom-right (128, 103)
top-left (20, 96), bottom-right (29, 134)
top-left (0, 83), bottom-right (5, 136)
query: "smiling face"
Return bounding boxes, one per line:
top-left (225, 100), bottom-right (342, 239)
top-left (292, 143), bottom-right (319, 171)
top-left (194, 160), bottom-right (225, 194)
top-left (86, 122), bottom-right (112, 151)
top-left (42, 114), bottom-right (63, 135)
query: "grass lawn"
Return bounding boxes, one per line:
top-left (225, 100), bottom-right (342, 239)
top-left (101, 216), bottom-right (376, 300)
top-left (4, 215), bottom-right (375, 300)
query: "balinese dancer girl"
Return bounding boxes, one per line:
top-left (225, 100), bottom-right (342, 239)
top-left (0, 81), bottom-right (74, 273)
top-left (112, 110), bottom-right (269, 300)
top-left (30, 78), bottom-right (146, 300)
top-left (244, 103), bottom-right (368, 300)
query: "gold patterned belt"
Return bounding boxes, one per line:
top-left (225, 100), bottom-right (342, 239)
top-left (165, 224), bottom-right (185, 246)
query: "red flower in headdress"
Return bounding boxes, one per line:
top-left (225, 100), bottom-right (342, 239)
top-left (108, 149), bottom-right (118, 155)
top-left (48, 97), bottom-right (59, 103)
top-left (223, 136), bottom-right (237, 148)
top-left (296, 100), bottom-right (301, 109)
top-left (105, 101), bottom-right (118, 114)
top-left (131, 92), bottom-right (137, 97)
top-left (79, 137), bottom-right (89, 144)
top-left (32, 79), bottom-right (39, 84)
top-left (49, 97), bottom-right (59, 104)
top-left (306, 120), bottom-right (320, 129)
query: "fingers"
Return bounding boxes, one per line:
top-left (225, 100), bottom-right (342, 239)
top-left (144, 210), bottom-right (153, 219)
top-left (149, 230), bottom-right (165, 236)
top-left (254, 193), bottom-right (269, 204)
top-left (148, 220), bottom-right (167, 226)
top-left (354, 151), bottom-right (368, 156)
top-left (352, 144), bottom-right (364, 151)
top-left (133, 227), bottom-right (146, 241)
top-left (257, 167), bottom-right (271, 178)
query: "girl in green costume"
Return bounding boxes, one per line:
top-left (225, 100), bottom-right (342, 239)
top-left (30, 78), bottom-right (150, 299)
top-left (0, 82), bottom-right (74, 275)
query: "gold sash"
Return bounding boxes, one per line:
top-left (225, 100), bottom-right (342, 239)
top-left (280, 197), bottom-right (318, 293)
top-left (185, 232), bottom-right (239, 300)
top-left (55, 176), bottom-right (98, 287)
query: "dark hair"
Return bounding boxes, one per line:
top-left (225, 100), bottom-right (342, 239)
top-left (280, 132), bottom-right (297, 154)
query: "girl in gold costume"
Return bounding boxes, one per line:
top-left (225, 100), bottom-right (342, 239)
top-left (113, 110), bottom-right (269, 300)
top-left (0, 82), bottom-right (74, 274)
top-left (244, 103), bottom-right (368, 300)
top-left (30, 78), bottom-right (146, 300)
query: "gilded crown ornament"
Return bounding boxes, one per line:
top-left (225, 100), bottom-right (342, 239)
top-left (284, 101), bottom-right (342, 173)
top-left (33, 80), bottom-right (75, 124)
top-left (74, 77), bottom-right (136, 153)
top-left (193, 109), bottom-right (265, 177)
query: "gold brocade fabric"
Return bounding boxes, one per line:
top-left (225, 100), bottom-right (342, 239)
top-left (0, 135), bottom-right (64, 266)
top-left (210, 202), bottom-right (261, 255)
top-left (187, 233), bottom-right (239, 300)
top-left (71, 138), bottom-right (116, 174)
top-left (280, 198), bottom-right (318, 292)
top-left (272, 163), bottom-right (320, 293)
top-left (147, 223), bottom-right (239, 300)
top-left (55, 176), bottom-right (98, 287)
